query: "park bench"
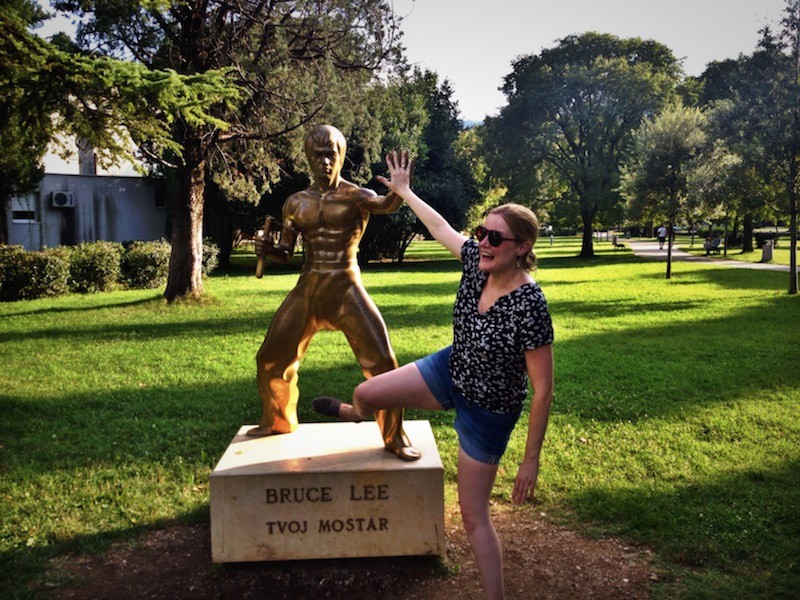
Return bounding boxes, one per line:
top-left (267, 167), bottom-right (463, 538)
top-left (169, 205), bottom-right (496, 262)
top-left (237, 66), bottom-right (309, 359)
top-left (704, 238), bottom-right (722, 255)
top-left (612, 235), bottom-right (625, 250)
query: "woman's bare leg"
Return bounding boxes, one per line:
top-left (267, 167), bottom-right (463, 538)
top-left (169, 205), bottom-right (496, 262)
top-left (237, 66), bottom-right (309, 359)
top-left (458, 446), bottom-right (505, 600)
top-left (333, 361), bottom-right (441, 421)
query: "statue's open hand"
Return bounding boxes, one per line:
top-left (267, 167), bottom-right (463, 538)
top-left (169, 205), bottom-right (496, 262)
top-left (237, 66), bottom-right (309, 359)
top-left (376, 150), bottom-right (413, 195)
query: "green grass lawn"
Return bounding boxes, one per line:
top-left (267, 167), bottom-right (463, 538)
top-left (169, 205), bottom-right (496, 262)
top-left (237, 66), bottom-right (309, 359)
top-left (2, 238), bottom-right (798, 598)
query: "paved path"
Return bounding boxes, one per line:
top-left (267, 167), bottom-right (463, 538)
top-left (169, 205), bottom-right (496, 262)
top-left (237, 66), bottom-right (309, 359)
top-left (625, 240), bottom-right (795, 272)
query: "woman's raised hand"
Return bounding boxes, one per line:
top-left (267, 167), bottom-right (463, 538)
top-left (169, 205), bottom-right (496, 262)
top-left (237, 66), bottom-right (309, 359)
top-left (376, 150), bottom-right (412, 195)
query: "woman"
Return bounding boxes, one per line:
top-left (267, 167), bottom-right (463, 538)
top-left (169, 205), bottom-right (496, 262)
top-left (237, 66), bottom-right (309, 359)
top-left (314, 150), bottom-right (554, 600)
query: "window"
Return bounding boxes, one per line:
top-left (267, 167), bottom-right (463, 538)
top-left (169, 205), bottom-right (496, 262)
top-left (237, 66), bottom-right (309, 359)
top-left (11, 194), bottom-right (38, 223)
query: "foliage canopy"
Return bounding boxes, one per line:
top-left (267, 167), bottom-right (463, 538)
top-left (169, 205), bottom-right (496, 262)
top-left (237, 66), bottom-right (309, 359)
top-left (484, 32), bottom-right (681, 256)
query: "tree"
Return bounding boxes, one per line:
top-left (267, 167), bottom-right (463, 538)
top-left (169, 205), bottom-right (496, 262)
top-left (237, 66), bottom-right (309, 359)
top-left (56, 0), bottom-right (403, 300)
top-left (0, 2), bottom-right (48, 244)
top-left (717, 4), bottom-right (800, 293)
top-left (620, 102), bottom-right (706, 278)
top-left (342, 71), bottom-right (429, 264)
top-left (0, 0), bottom-right (238, 245)
top-left (358, 69), bottom-right (479, 263)
top-left (484, 32), bottom-right (681, 257)
top-left (694, 56), bottom-right (779, 253)
top-left (456, 125), bottom-right (509, 232)
top-left (699, 99), bottom-right (778, 253)
top-left (411, 72), bottom-right (478, 233)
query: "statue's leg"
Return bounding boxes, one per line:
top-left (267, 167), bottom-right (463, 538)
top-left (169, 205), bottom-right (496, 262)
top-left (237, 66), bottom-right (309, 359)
top-left (248, 291), bottom-right (316, 437)
top-left (338, 287), bottom-right (421, 461)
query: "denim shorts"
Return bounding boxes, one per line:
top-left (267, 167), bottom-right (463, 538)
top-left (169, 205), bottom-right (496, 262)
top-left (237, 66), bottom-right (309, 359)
top-left (415, 346), bottom-right (521, 465)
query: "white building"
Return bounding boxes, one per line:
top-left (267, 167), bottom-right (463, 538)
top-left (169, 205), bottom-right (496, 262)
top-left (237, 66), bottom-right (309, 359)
top-left (7, 142), bottom-right (166, 251)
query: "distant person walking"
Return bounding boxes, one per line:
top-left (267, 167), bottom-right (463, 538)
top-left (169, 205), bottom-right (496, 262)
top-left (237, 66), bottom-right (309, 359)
top-left (657, 225), bottom-right (668, 250)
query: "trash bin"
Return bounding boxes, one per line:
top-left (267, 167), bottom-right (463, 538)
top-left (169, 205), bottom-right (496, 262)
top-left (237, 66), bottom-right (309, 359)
top-left (761, 240), bottom-right (774, 263)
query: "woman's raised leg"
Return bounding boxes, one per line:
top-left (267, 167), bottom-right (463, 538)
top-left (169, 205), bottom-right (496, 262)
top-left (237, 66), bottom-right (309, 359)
top-left (323, 361), bottom-right (442, 422)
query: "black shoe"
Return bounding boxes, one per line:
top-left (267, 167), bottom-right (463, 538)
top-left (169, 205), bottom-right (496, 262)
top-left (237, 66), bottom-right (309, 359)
top-left (312, 396), bottom-right (342, 418)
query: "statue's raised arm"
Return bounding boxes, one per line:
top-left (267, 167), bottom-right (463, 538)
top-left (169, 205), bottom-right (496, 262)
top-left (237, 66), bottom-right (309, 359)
top-left (357, 186), bottom-right (403, 215)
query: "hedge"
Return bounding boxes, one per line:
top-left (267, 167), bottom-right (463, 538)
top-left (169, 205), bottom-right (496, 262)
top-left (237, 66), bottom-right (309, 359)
top-left (0, 239), bottom-right (219, 302)
top-left (69, 241), bottom-right (125, 294)
top-left (121, 239), bottom-right (172, 289)
top-left (0, 245), bottom-right (72, 301)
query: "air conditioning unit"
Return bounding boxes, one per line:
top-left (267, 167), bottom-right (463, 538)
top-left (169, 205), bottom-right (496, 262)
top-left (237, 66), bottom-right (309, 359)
top-left (52, 191), bottom-right (75, 208)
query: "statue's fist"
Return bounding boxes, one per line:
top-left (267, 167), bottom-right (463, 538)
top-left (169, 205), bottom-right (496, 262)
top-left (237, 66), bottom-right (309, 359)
top-left (254, 231), bottom-right (268, 257)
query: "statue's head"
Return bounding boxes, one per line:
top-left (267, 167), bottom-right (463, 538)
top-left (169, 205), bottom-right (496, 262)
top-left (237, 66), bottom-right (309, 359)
top-left (304, 125), bottom-right (347, 183)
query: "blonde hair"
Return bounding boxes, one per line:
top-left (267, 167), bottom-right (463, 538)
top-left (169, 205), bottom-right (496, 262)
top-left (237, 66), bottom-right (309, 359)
top-left (488, 203), bottom-right (540, 271)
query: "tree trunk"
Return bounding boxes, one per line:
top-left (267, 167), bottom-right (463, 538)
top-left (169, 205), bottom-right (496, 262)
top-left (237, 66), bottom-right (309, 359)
top-left (723, 215), bottom-right (729, 259)
top-left (788, 154), bottom-right (798, 295)
top-left (790, 188), bottom-right (798, 295)
top-left (742, 213), bottom-right (754, 253)
top-left (164, 141), bottom-right (206, 302)
top-left (579, 206), bottom-right (595, 257)
top-left (0, 198), bottom-right (8, 245)
top-left (666, 219), bottom-right (673, 279)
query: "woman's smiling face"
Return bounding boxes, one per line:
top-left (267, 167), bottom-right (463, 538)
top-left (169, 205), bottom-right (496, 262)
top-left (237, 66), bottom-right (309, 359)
top-left (477, 213), bottom-right (524, 273)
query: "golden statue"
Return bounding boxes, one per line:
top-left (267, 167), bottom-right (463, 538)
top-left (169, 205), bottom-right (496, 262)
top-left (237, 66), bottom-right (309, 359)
top-left (249, 125), bottom-right (420, 461)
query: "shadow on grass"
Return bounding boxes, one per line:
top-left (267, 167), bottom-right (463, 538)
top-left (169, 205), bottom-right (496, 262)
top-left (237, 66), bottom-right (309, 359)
top-left (0, 280), bottom-right (460, 345)
top-left (550, 293), bottom-right (800, 421)
top-left (223, 254), bottom-right (462, 278)
top-left (0, 310), bottom-right (277, 344)
top-left (3, 285), bottom-right (795, 466)
top-left (552, 298), bottom-right (707, 318)
top-left (538, 253), bottom-right (639, 271)
top-left (663, 265), bottom-right (795, 291)
top-left (0, 294), bottom-right (165, 319)
top-left (1, 361), bottom-right (456, 475)
top-left (566, 460), bottom-right (800, 598)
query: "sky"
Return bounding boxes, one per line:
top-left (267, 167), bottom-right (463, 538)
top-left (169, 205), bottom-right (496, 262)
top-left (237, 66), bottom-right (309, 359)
top-left (37, 0), bottom-right (788, 123)
top-left (392, 0), bottom-right (787, 122)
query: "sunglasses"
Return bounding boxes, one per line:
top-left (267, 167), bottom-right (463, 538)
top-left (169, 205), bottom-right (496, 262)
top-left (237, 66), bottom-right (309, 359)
top-left (474, 225), bottom-right (522, 247)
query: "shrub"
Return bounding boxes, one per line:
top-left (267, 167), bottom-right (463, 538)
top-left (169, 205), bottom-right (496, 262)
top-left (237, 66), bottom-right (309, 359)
top-left (69, 241), bottom-right (124, 294)
top-left (121, 239), bottom-right (171, 289)
top-left (202, 238), bottom-right (219, 275)
top-left (1, 237), bottom-right (218, 301)
top-left (0, 245), bottom-right (71, 301)
top-left (555, 227), bottom-right (579, 236)
top-left (0, 245), bottom-right (29, 301)
top-left (753, 232), bottom-right (789, 248)
top-left (26, 247), bottom-right (71, 299)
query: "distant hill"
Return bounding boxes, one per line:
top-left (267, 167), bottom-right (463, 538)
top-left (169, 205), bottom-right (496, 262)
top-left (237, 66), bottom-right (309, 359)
top-left (463, 120), bottom-right (483, 129)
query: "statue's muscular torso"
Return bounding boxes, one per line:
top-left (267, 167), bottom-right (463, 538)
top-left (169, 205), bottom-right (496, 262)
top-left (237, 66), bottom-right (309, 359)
top-left (271, 179), bottom-right (395, 272)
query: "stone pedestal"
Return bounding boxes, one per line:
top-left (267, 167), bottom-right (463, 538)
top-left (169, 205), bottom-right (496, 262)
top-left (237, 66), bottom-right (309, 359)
top-left (210, 420), bottom-right (445, 563)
